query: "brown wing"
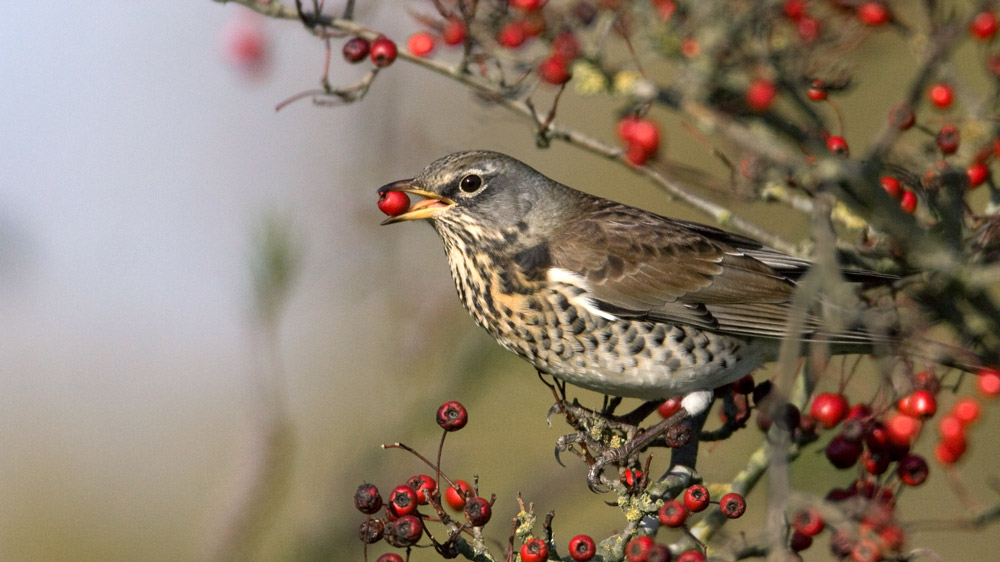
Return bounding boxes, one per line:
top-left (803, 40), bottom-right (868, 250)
top-left (548, 199), bottom-right (855, 341)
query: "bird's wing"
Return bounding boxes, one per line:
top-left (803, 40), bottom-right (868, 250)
top-left (547, 201), bottom-right (865, 342)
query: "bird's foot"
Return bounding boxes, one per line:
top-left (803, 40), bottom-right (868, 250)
top-left (585, 408), bottom-right (692, 492)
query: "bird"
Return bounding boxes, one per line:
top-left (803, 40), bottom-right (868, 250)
top-left (377, 150), bottom-right (890, 417)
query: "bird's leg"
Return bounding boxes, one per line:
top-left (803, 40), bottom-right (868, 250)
top-left (586, 391), bottom-right (715, 492)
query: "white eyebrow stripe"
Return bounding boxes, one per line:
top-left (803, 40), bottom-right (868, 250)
top-left (546, 267), bottom-right (619, 321)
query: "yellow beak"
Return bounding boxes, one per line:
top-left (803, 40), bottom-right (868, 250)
top-left (378, 180), bottom-right (456, 225)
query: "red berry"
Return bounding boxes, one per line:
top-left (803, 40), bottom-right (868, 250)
top-left (511, 0), bottom-right (546, 9)
top-left (677, 550), bottom-right (706, 562)
top-left (568, 534), bottom-right (596, 561)
top-left (648, 544), bottom-right (671, 562)
top-left (793, 506), bottom-right (825, 536)
top-left (880, 524), bottom-right (906, 552)
top-left (620, 468), bottom-right (645, 491)
top-left (967, 162), bottom-right (989, 188)
top-left (783, 0), bottom-right (807, 20)
top-left (851, 539), bottom-right (882, 562)
top-left (885, 412), bottom-right (921, 445)
top-left (617, 117), bottom-right (661, 155)
top-left (370, 36), bottom-right (398, 67)
top-left (790, 530), bottom-right (813, 552)
top-left (658, 499), bottom-right (689, 527)
top-left (375, 554), bottom-right (404, 562)
top-left (897, 389), bottom-right (937, 418)
top-left (719, 492), bottom-right (746, 518)
top-left (889, 102), bottom-right (916, 130)
top-left (936, 125), bottom-right (960, 155)
top-left (221, 16), bottom-right (268, 73)
top-left (378, 190), bottom-right (410, 217)
top-left (406, 474), bottom-right (437, 504)
top-left (520, 538), bottom-right (548, 562)
top-left (407, 31), bottom-right (435, 57)
top-left (825, 434), bottom-right (863, 468)
top-left (861, 449), bottom-right (890, 475)
top-left (464, 496), bottom-right (492, 526)
top-left (897, 454), bottom-right (929, 486)
top-left (444, 480), bottom-right (473, 510)
top-left (857, 2), bottom-right (890, 26)
top-left (810, 392), bottom-right (849, 429)
top-left (934, 440), bottom-right (965, 464)
top-left (729, 374), bottom-right (755, 395)
top-left (354, 483), bottom-right (383, 514)
top-left (928, 83), bottom-right (954, 109)
top-left (938, 414), bottom-right (964, 443)
top-left (386, 514), bottom-right (424, 547)
top-left (498, 21), bottom-right (527, 48)
top-left (436, 401), bottom-right (468, 431)
top-left (389, 484), bottom-right (419, 517)
top-left (746, 78), bottom-right (777, 111)
top-left (797, 16), bottom-right (821, 43)
top-left (625, 535), bottom-right (654, 562)
top-left (358, 518), bottom-right (385, 543)
top-left (552, 32), bottom-right (581, 60)
top-left (342, 37), bottom-right (370, 63)
top-left (826, 135), bottom-right (849, 156)
top-left (978, 367), bottom-right (1000, 396)
top-left (658, 396), bottom-right (683, 418)
top-left (951, 398), bottom-right (981, 425)
top-left (900, 190), bottom-right (918, 214)
top-left (442, 19), bottom-right (466, 45)
top-left (539, 55), bottom-right (571, 85)
top-left (970, 10), bottom-right (999, 40)
top-left (880, 176), bottom-right (902, 200)
top-left (684, 484), bottom-right (711, 512)
top-left (807, 80), bottom-right (828, 101)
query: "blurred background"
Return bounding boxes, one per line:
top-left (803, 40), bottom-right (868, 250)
top-left (2, 2), bottom-right (998, 561)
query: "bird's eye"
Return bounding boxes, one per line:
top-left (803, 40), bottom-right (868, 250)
top-left (459, 174), bottom-right (483, 193)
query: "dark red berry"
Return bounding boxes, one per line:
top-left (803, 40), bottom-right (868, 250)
top-left (370, 36), bottom-right (398, 67)
top-left (387, 514), bottom-right (424, 547)
top-left (389, 484), bottom-right (418, 517)
top-left (790, 530), bottom-right (813, 552)
top-left (647, 544), bottom-right (671, 562)
top-left (752, 379), bottom-right (774, 406)
top-left (436, 401), bottom-right (468, 431)
top-left (658, 499), bottom-right (689, 527)
top-left (861, 449), bottom-right (890, 475)
top-left (444, 479), bottom-right (472, 510)
top-left (897, 454), bottom-right (929, 486)
top-left (568, 534), bottom-right (596, 561)
top-left (936, 125), bottom-right (960, 155)
top-left (552, 32), bottom-right (581, 60)
top-left (442, 19), bottom-right (466, 45)
top-left (888, 103), bottom-right (915, 130)
top-left (342, 37), bottom-right (370, 63)
top-left (354, 483), bottom-right (383, 514)
top-left (684, 484), bottom-right (710, 512)
top-left (928, 83), bottom-right (954, 109)
top-left (746, 78), bottom-right (777, 111)
top-left (676, 550), bottom-right (706, 562)
top-left (378, 190), bottom-right (410, 216)
top-left (719, 492), bottom-right (746, 518)
top-left (376, 554), bottom-right (404, 562)
top-left (358, 518), bottom-right (385, 543)
top-left (464, 496), bottom-right (492, 526)
top-left (792, 506), bottom-right (825, 536)
top-left (730, 374), bottom-right (755, 395)
top-left (825, 434), bottom-right (863, 469)
top-left (520, 538), bottom-right (548, 562)
top-left (625, 535), bottom-right (654, 562)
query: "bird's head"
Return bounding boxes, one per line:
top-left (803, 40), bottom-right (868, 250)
top-left (377, 151), bottom-right (566, 237)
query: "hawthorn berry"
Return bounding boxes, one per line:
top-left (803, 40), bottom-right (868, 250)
top-left (625, 535), bottom-right (654, 562)
top-left (442, 19), bottom-right (466, 45)
top-left (880, 176), bottom-right (902, 200)
top-left (342, 37), bottom-right (370, 63)
top-left (730, 374), bottom-right (755, 395)
top-left (620, 468), bottom-right (645, 491)
top-left (897, 454), bottom-right (929, 486)
top-left (790, 530), bottom-right (813, 552)
top-left (464, 496), bottom-right (492, 526)
top-left (861, 449), bottom-right (890, 475)
top-left (810, 392), bottom-right (849, 429)
top-left (825, 434), bottom-right (862, 468)
top-left (376, 554), bottom-right (404, 562)
top-left (977, 367), bottom-right (1000, 396)
top-left (851, 539), bottom-right (882, 562)
top-left (880, 524), bottom-right (906, 552)
top-left (970, 10), bottom-right (999, 40)
top-left (354, 483), bottom-right (383, 514)
top-left (677, 550), bottom-right (706, 562)
top-left (520, 538), bottom-right (548, 562)
top-left (783, 0), bottom-right (806, 21)
top-left (221, 16), bottom-right (268, 73)
top-left (928, 83), bottom-right (954, 109)
top-left (888, 102), bottom-right (916, 130)
top-left (378, 190), bottom-right (410, 217)
top-left (934, 440), bottom-right (965, 464)
top-left (900, 190), bottom-right (918, 214)
top-left (826, 135), bottom-right (849, 156)
top-left (497, 21), bottom-right (527, 48)
top-left (792, 506), bottom-right (825, 536)
top-left (405, 474), bottom-right (436, 504)
top-left (386, 514), bottom-right (424, 547)
top-left (829, 529), bottom-right (856, 557)
top-left (720, 492), bottom-right (746, 518)
top-left (406, 31), bottom-right (435, 57)
top-left (658, 396), bottom-right (683, 418)
top-left (658, 499), bottom-right (689, 527)
top-left (807, 79), bottom-right (828, 101)
top-left (568, 534), bottom-right (596, 561)
top-left (389, 484), bottom-right (419, 517)
top-left (936, 125), bottom-right (960, 155)
top-left (552, 32), bottom-right (581, 60)
top-left (684, 484), bottom-right (710, 512)
top-left (746, 78), bottom-right (777, 111)
top-left (539, 55), bottom-right (571, 85)
top-left (857, 2), bottom-right (890, 26)
top-left (444, 480), bottom-right (473, 510)
top-left (358, 518), bottom-right (385, 543)
top-left (436, 401), bottom-right (468, 431)
top-left (967, 162), bottom-right (989, 188)
top-left (886, 412), bottom-right (921, 445)
top-left (897, 389), bottom-right (937, 418)
top-left (797, 16), bottom-right (821, 43)
top-left (951, 398), bottom-right (981, 425)
top-left (370, 36), bottom-right (398, 67)
top-left (648, 544), bottom-right (671, 562)
top-left (511, 0), bottom-right (546, 9)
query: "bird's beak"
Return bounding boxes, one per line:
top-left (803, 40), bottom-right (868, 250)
top-left (377, 179), bottom-right (456, 225)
